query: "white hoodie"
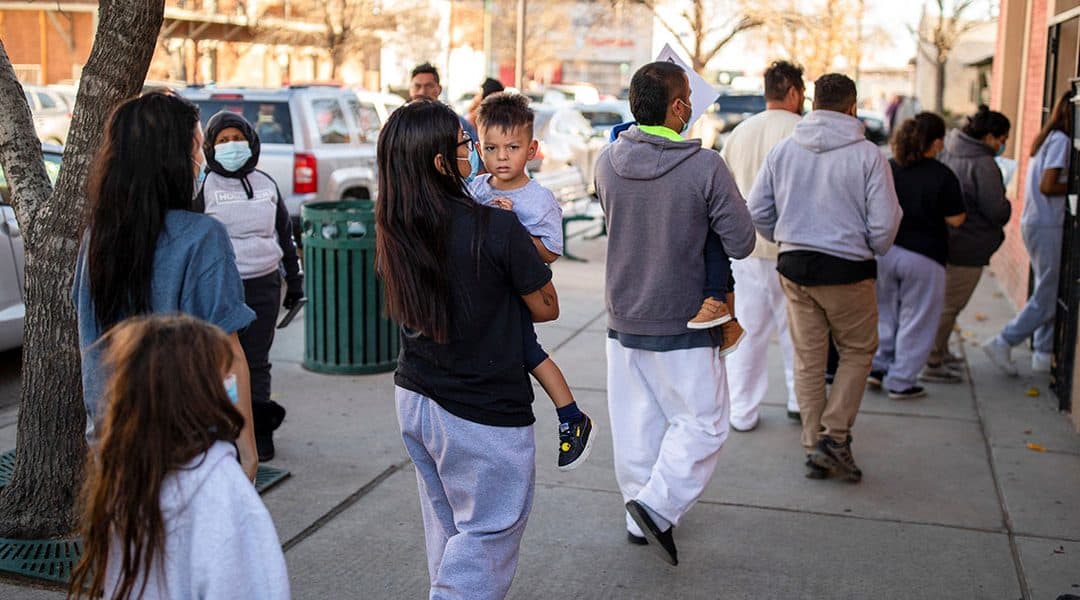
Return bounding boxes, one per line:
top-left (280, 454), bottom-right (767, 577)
top-left (105, 441), bottom-right (290, 599)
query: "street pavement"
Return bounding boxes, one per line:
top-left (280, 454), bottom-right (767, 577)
top-left (0, 233), bottom-right (1078, 599)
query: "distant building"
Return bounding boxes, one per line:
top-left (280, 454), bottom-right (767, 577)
top-left (914, 16), bottom-right (998, 118)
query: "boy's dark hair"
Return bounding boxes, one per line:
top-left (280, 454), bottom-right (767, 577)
top-left (963, 105), bottom-right (1011, 139)
top-left (813, 73), bottom-right (857, 113)
top-left (764, 61), bottom-right (805, 101)
top-left (629, 61), bottom-right (687, 126)
top-left (411, 62), bottom-right (440, 84)
top-left (477, 92), bottom-right (534, 137)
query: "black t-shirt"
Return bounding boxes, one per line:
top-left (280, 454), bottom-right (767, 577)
top-left (394, 200), bottom-right (552, 427)
top-left (890, 158), bottom-right (965, 265)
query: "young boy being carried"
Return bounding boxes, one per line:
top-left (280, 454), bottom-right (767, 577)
top-left (469, 92), bottom-right (595, 470)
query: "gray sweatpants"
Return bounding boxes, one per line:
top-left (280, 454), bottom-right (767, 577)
top-left (395, 387), bottom-right (535, 600)
top-left (873, 245), bottom-right (946, 391)
top-left (1001, 225), bottom-right (1063, 353)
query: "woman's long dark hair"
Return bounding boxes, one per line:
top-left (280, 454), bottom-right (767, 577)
top-left (892, 112), bottom-right (946, 167)
top-left (375, 100), bottom-right (473, 343)
top-left (1031, 90), bottom-right (1074, 157)
top-left (85, 92), bottom-right (201, 330)
top-left (962, 105), bottom-right (1011, 140)
top-left (68, 315), bottom-right (243, 600)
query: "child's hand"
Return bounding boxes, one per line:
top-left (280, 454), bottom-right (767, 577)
top-left (491, 197), bottom-right (514, 211)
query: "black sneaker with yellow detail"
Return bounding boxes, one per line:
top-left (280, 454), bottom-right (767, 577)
top-left (557, 414), bottom-right (595, 471)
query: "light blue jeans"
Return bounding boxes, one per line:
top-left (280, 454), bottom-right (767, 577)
top-left (1001, 225), bottom-right (1063, 353)
top-left (873, 246), bottom-right (946, 391)
top-left (396, 387), bottom-right (535, 600)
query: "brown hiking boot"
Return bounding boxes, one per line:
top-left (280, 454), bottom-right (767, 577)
top-left (809, 436), bottom-right (862, 483)
top-left (687, 297), bottom-right (732, 330)
top-left (718, 319), bottom-right (745, 357)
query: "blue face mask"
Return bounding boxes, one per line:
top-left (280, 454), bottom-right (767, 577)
top-left (995, 141), bottom-right (1006, 157)
top-left (224, 375), bottom-right (238, 405)
top-left (215, 141), bottom-right (253, 172)
top-left (457, 145), bottom-right (482, 183)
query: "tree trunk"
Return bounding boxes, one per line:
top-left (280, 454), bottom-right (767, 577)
top-left (0, 0), bottom-right (164, 539)
top-left (934, 58), bottom-right (947, 115)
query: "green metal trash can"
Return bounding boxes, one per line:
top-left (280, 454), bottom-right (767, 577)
top-left (301, 200), bottom-right (399, 374)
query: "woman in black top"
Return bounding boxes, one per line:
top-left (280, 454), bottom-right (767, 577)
top-left (374, 100), bottom-right (559, 597)
top-left (869, 113), bottom-right (966, 398)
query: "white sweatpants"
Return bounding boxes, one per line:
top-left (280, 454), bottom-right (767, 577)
top-left (727, 257), bottom-right (798, 429)
top-left (606, 339), bottom-right (729, 534)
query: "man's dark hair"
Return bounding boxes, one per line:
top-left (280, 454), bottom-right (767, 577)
top-left (764, 61), bottom-right (805, 102)
top-left (813, 73), bottom-right (857, 113)
top-left (477, 92), bottom-right (534, 137)
top-left (411, 62), bottom-right (440, 84)
top-left (481, 77), bottom-right (505, 99)
top-left (963, 105), bottom-right (1011, 139)
top-left (629, 61), bottom-right (687, 126)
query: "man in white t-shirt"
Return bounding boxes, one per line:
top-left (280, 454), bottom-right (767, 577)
top-left (720, 61), bottom-right (806, 432)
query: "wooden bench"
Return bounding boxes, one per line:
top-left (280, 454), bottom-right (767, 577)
top-left (533, 167), bottom-right (605, 262)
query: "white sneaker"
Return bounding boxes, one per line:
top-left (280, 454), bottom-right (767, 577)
top-left (1032, 351), bottom-right (1053, 373)
top-left (982, 337), bottom-right (1018, 377)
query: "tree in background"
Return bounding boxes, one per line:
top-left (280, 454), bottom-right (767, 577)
top-left (0, 0), bottom-right (165, 538)
top-left (759, 0), bottom-right (878, 81)
top-left (915, 0), bottom-right (986, 114)
top-left (620, 0), bottom-right (763, 74)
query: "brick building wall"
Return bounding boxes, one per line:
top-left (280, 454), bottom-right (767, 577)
top-left (0, 10), bottom-right (95, 84)
top-left (990, 0), bottom-right (1049, 310)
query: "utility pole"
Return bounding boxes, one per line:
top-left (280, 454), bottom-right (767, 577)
top-left (515, 0), bottom-right (526, 89)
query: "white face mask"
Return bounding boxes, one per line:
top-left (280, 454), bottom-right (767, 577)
top-left (675, 99), bottom-right (690, 134)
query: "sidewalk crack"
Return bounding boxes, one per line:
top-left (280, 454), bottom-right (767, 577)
top-left (281, 459), bottom-right (410, 553)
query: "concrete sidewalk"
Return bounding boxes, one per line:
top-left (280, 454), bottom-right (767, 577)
top-left (1, 234), bottom-right (1078, 599)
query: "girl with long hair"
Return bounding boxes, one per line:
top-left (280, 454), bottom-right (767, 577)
top-left (985, 90), bottom-right (1075, 375)
top-left (930, 106), bottom-right (1012, 374)
top-left (869, 113), bottom-right (966, 396)
top-left (68, 315), bottom-right (289, 600)
top-left (376, 100), bottom-right (559, 597)
top-left (73, 92), bottom-right (259, 479)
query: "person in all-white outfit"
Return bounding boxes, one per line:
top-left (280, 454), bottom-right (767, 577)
top-left (595, 61), bottom-right (756, 565)
top-left (720, 61), bottom-right (806, 431)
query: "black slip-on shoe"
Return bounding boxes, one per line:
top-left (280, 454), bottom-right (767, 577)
top-left (627, 531), bottom-right (648, 546)
top-left (787, 410), bottom-right (801, 421)
top-left (256, 430), bottom-right (275, 462)
top-left (866, 369), bottom-right (887, 389)
top-left (625, 500), bottom-right (678, 566)
top-left (888, 386), bottom-right (927, 400)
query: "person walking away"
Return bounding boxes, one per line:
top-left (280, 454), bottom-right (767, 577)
top-left (720, 60), bottom-right (806, 431)
top-left (73, 92), bottom-right (258, 480)
top-left (410, 62), bottom-right (478, 142)
top-left (469, 92), bottom-right (595, 470)
top-left (748, 73), bottom-right (902, 483)
top-left (867, 113), bottom-right (966, 399)
top-left (596, 61), bottom-right (756, 566)
top-left (377, 100), bottom-right (559, 598)
top-left (984, 91), bottom-right (1074, 375)
top-left (927, 107), bottom-right (1012, 377)
top-left (68, 315), bottom-right (290, 600)
top-left (196, 111), bottom-right (304, 462)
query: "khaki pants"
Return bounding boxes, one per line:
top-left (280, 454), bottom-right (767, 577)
top-left (928, 265), bottom-right (983, 364)
top-left (780, 276), bottom-right (878, 452)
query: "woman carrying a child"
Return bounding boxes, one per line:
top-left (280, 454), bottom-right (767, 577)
top-left (376, 99), bottom-right (560, 598)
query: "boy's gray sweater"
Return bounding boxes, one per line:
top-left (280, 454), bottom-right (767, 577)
top-left (595, 126), bottom-right (756, 337)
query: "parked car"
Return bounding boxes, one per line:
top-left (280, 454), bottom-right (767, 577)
top-left (696, 93), bottom-right (767, 151)
top-left (353, 90), bottom-right (405, 142)
top-left (575, 100), bottom-right (634, 138)
top-left (0, 144), bottom-right (62, 351)
top-left (857, 110), bottom-right (890, 146)
top-left (23, 85), bottom-right (72, 146)
top-left (179, 85), bottom-right (378, 241)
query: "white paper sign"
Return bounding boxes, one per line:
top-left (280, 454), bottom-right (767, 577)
top-left (655, 43), bottom-right (717, 131)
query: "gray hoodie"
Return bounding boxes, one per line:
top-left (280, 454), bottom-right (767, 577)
top-left (595, 126), bottom-right (756, 337)
top-left (937, 129), bottom-right (1011, 266)
top-left (748, 110), bottom-right (902, 261)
